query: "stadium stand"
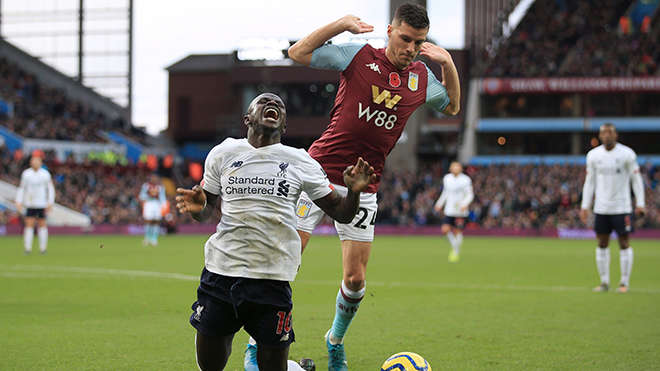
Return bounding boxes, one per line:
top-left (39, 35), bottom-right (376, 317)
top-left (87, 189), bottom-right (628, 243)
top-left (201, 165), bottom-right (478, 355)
top-left (3, 138), bottom-right (658, 229)
top-left (1, 1), bottom-right (659, 235)
top-left (0, 143), bottom-right (193, 226)
top-left (0, 56), bottom-right (145, 143)
top-left (378, 161), bottom-right (660, 229)
top-left (484, 0), bottom-right (659, 77)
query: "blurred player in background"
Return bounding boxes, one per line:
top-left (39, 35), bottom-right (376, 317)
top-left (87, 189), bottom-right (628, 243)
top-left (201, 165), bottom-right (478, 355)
top-left (176, 93), bottom-right (375, 371)
top-left (434, 161), bottom-right (473, 263)
top-left (277, 3), bottom-right (460, 369)
top-left (15, 152), bottom-right (55, 255)
top-left (580, 123), bottom-right (645, 293)
top-left (139, 174), bottom-right (166, 246)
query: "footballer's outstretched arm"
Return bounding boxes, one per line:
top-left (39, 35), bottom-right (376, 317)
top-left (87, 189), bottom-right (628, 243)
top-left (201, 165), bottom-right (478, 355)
top-left (420, 43), bottom-right (461, 115)
top-left (176, 185), bottom-right (219, 222)
top-left (313, 157), bottom-right (376, 224)
top-left (288, 15), bottom-right (373, 66)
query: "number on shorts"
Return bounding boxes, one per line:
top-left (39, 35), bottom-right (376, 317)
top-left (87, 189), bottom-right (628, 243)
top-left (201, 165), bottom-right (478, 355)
top-left (354, 207), bottom-right (376, 229)
top-left (276, 311), bottom-right (292, 334)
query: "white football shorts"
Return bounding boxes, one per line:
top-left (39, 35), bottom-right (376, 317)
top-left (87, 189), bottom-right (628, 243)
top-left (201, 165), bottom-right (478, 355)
top-left (142, 200), bottom-right (163, 221)
top-left (296, 183), bottom-right (377, 242)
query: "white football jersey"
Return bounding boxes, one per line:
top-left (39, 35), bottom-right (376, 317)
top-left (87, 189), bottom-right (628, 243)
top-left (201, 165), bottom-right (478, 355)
top-left (15, 167), bottom-right (55, 208)
top-left (202, 138), bottom-right (332, 282)
top-left (435, 173), bottom-right (474, 217)
top-left (581, 143), bottom-right (645, 215)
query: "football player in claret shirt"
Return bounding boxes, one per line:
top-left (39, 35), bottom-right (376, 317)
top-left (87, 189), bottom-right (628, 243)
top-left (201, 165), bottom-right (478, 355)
top-left (139, 174), bottom-right (166, 246)
top-left (176, 93), bottom-right (375, 371)
top-left (242, 3), bottom-right (461, 370)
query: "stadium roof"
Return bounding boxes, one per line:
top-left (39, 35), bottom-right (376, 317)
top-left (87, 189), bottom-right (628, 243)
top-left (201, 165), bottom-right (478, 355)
top-left (165, 54), bottom-right (236, 73)
top-left (166, 53), bottom-right (297, 73)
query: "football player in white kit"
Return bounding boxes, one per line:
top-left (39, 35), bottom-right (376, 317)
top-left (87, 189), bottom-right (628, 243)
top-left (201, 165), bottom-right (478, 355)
top-left (175, 93), bottom-right (375, 371)
top-left (580, 123), bottom-right (645, 293)
top-left (434, 161), bottom-right (474, 263)
top-left (15, 153), bottom-right (55, 254)
top-left (139, 174), bottom-right (166, 246)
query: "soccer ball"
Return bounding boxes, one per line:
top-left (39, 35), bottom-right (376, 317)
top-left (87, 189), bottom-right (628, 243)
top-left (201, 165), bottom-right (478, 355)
top-left (298, 358), bottom-right (315, 371)
top-left (381, 352), bottom-right (431, 371)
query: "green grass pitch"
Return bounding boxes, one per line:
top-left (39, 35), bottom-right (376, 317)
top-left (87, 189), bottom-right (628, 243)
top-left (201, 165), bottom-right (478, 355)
top-left (1, 234), bottom-right (659, 370)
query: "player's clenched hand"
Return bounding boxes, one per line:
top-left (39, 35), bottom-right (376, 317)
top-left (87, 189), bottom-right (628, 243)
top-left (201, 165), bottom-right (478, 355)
top-left (176, 185), bottom-right (206, 214)
top-left (340, 15), bottom-right (374, 34)
top-left (343, 157), bottom-right (376, 193)
top-left (579, 209), bottom-right (590, 224)
top-left (419, 42), bottom-right (453, 66)
top-left (634, 206), bottom-right (646, 217)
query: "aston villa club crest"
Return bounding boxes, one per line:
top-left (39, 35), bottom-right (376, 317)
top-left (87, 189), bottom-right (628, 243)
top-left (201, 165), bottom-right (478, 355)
top-left (296, 199), bottom-right (313, 218)
top-left (408, 72), bottom-right (419, 91)
top-left (389, 72), bottom-right (401, 88)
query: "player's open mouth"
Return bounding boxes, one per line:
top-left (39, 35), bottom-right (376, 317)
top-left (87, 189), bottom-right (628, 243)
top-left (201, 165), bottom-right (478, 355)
top-left (264, 107), bottom-right (279, 121)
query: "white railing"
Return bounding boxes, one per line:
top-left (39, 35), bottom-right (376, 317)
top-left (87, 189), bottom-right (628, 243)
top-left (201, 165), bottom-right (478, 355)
top-left (0, 179), bottom-right (91, 227)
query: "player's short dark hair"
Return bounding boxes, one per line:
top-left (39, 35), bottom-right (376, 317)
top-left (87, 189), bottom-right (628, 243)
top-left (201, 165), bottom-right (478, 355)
top-left (601, 122), bottom-right (616, 131)
top-left (393, 3), bottom-right (429, 29)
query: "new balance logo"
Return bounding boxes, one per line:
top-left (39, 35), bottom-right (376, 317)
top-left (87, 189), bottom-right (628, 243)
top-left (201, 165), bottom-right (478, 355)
top-left (365, 62), bottom-right (381, 74)
top-left (230, 161), bottom-right (243, 168)
top-left (279, 333), bottom-right (290, 342)
top-left (277, 180), bottom-right (290, 197)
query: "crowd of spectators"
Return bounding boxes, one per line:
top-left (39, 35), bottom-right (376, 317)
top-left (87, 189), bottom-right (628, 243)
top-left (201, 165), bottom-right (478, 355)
top-left (563, 28), bottom-right (659, 76)
top-left (2, 143), bottom-right (659, 230)
top-left (0, 57), bottom-right (146, 143)
top-left (0, 144), bottom-right (196, 226)
top-left (484, 0), bottom-right (659, 78)
top-left (378, 162), bottom-right (660, 230)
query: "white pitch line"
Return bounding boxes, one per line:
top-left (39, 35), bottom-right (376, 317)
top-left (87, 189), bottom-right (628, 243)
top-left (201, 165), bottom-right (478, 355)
top-left (4, 264), bottom-right (198, 281)
top-left (3, 264), bottom-right (660, 294)
top-left (295, 279), bottom-right (660, 294)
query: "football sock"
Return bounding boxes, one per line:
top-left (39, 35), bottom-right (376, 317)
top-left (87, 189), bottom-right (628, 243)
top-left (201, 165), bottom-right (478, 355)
top-left (149, 224), bottom-right (156, 242)
top-left (23, 227), bottom-right (34, 253)
top-left (455, 232), bottom-right (463, 255)
top-left (152, 224), bottom-right (159, 242)
top-left (38, 227), bottom-right (48, 253)
top-left (447, 231), bottom-right (457, 251)
top-left (596, 247), bottom-right (610, 285)
top-left (329, 280), bottom-right (365, 344)
top-left (144, 224), bottom-right (151, 241)
top-left (620, 247), bottom-right (633, 286)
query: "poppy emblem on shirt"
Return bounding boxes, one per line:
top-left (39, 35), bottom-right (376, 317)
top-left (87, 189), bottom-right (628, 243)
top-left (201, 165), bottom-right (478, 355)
top-left (389, 72), bottom-right (401, 88)
top-left (408, 72), bottom-right (419, 91)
